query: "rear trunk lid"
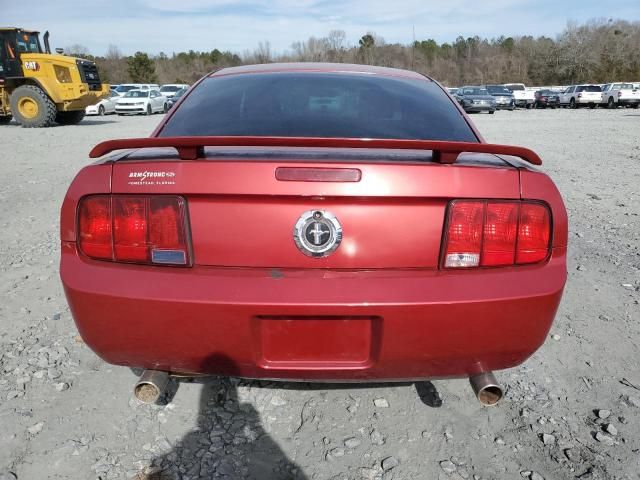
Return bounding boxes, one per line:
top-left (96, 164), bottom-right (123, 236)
top-left (111, 149), bottom-right (520, 269)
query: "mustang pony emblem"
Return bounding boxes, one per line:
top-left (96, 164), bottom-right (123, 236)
top-left (293, 210), bottom-right (342, 257)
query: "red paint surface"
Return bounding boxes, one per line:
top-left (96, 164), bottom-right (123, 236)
top-left (61, 242), bottom-right (566, 379)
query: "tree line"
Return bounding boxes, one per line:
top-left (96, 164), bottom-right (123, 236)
top-left (67, 18), bottom-right (640, 87)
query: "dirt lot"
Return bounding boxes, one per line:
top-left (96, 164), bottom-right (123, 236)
top-left (1, 109), bottom-right (639, 480)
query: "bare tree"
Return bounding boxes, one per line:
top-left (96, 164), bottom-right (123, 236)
top-left (254, 41), bottom-right (272, 64)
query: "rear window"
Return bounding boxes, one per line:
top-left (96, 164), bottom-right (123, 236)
top-left (462, 87), bottom-right (489, 95)
top-left (115, 85), bottom-right (138, 93)
top-left (576, 85), bottom-right (601, 92)
top-left (159, 72), bottom-right (477, 142)
top-left (486, 85), bottom-right (511, 95)
top-left (124, 91), bottom-right (149, 98)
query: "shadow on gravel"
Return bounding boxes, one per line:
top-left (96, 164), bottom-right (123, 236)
top-left (75, 120), bottom-right (119, 126)
top-left (135, 354), bottom-right (308, 480)
top-left (133, 356), bottom-right (444, 479)
top-left (274, 379), bottom-right (442, 408)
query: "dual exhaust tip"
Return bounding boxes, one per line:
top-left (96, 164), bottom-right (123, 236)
top-left (134, 370), bottom-right (169, 404)
top-left (133, 369), bottom-right (504, 406)
top-left (469, 371), bottom-right (504, 406)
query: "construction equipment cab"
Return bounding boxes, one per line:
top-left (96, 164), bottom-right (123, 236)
top-left (0, 27), bottom-right (109, 127)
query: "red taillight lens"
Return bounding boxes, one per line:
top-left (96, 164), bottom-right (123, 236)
top-left (78, 195), bottom-right (190, 266)
top-left (482, 202), bottom-right (518, 266)
top-left (78, 195), bottom-right (112, 259)
top-left (443, 201), bottom-right (483, 268)
top-left (114, 197), bottom-right (148, 262)
top-left (443, 200), bottom-right (551, 269)
top-left (516, 203), bottom-right (551, 264)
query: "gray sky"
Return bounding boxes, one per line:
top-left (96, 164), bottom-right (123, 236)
top-left (4, 0), bottom-right (640, 56)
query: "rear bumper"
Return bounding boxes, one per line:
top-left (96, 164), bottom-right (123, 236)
top-left (464, 105), bottom-right (495, 112)
top-left (61, 243), bottom-right (567, 381)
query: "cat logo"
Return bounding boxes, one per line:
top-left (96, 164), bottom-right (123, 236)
top-left (24, 61), bottom-right (40, 71)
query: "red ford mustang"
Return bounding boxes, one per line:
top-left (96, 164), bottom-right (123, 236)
top-left (60, 64), bottom-right (567, 406)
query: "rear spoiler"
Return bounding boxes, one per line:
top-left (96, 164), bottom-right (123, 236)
top-left (89, 136), bottom-right (542, 165)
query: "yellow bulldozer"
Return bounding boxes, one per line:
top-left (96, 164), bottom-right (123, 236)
top-left (0, 27), bottom-right (109, 127)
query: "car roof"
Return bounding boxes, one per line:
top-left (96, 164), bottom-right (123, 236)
top-left (211, 63), bottom-right (430, 81)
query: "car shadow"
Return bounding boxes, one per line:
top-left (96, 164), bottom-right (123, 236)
top-left (133, 354), bottom-right (309, 480)
top-left (132, 356), bottom-right (444, 479)
top-left (274, 379), bottom-right (442, 408)
top-left (75, 120), bottom-right (119, 125)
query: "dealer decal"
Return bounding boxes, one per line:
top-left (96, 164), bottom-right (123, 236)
top-left (128, 170), bottom-right (176, 186)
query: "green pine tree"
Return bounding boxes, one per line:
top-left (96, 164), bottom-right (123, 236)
top-left (127, 52), bottom-right (158, 83)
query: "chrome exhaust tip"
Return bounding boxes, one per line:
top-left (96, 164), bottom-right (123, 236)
top-left (134, 370), bottom-right (169, 404)
top-left (469, 371), bottom-right (504, 406)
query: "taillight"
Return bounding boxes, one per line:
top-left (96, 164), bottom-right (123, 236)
top-left (443, 200), bottom-right (551, 269)
top-left (79, 196), bottom-right (112, 260)
top-left (78, 195), bottom-right (190, 266)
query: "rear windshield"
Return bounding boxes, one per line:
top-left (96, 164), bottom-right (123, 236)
top-left (486, 85), bottom-right (511, 95)
top-left (115, 85), bottom-right (138, 93)
top-left (124, 90), bottom-right (149, 98)
top-left (505, 84), bottom-right (525, 91)
top-left (159, 72), bottom-right (477, 142)
top-left (461, 87), bottom-right (489, 96)
top-left (576, 85), bottom-right (601, 92)
top-left (173, 88), bottom-right (187, 98)
top-left (160, 86), bottom-right (182, 92)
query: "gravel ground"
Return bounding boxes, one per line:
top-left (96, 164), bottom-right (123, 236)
top-left (0, 109), bottom-right (639, 480)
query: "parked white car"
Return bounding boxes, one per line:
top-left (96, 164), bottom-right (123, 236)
top-left (113, 83), bottom-right (161, 97)
top-left (599, 83), bottom-right (640, 109)
top-left (503, 83), bottom-right (535, 108)
top-left (159, 84), bottom-right (190, 98)
top-left (85, 90), bottom-right (120, 116)
top-left (115, 89), bottom-right (168, 115)
top-left (559, 85), bottom-right (602, 108)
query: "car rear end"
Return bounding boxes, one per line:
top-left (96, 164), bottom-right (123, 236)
top-left (60, 65), bottom-right (567, 393)
top-left (575, 85), bottom-right (602, 106)
top-left (493, 95), bottom-right (514, 109)
top-left (115, 93), bottom-right (147, 115)
top-left (535, 91), bottom-right (559, 108)
top-left (504, 84), bottom-right (533, 108)
top-left (617, 84), bottom-right (640, 107)
top-left (463, 99), bottom-right (496, 113)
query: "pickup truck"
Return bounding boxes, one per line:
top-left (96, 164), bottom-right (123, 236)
top-left (599, 83), bottom-right (640, 109)
top-left (503, 83), bottom-right (535, 108)
top-left (559, 85), bottom-right (602, 109)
